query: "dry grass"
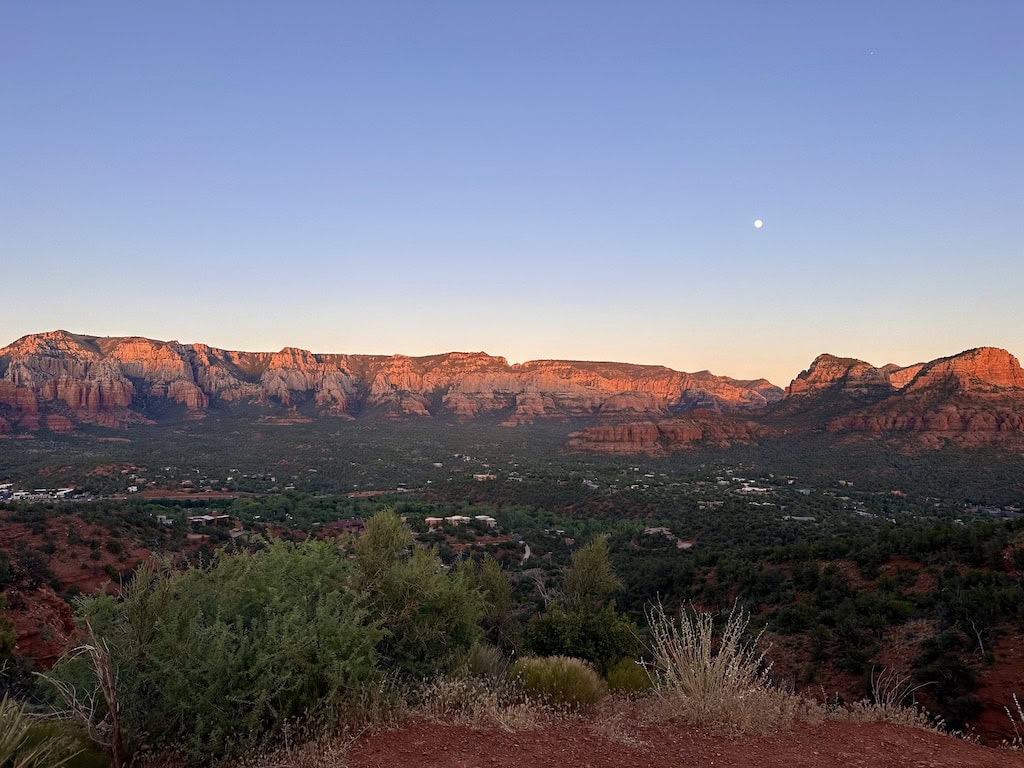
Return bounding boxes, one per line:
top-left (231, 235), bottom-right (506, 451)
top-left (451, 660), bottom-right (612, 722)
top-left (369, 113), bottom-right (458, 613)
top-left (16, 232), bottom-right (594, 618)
top-left (0, 695), bottom-right (82, 768)
top-left (643, 600), bottom-right (807, 734)
top-left (414, 676), bottom-right (545, 731)
top-left (224, 732), bottom-right (356, 768)
top-left (826, 667), bottom-right (937, 731)
top-left (1003, 693), bottom-right (1024, 751)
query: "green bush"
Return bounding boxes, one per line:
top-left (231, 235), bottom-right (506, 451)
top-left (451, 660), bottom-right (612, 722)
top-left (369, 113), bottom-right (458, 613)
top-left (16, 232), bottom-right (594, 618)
top-left (512, 656), bottom-right (607, 710)
top-left (524, 604), bottom-right (638, 675)
top-left (50, 539), bottom-right (381, 763)
top-left (463, 642), bottom-right (510, 682)
top-left (605, 657), bottom-right (652, 694)
top-left (355, 510), bottom-right (483, 677)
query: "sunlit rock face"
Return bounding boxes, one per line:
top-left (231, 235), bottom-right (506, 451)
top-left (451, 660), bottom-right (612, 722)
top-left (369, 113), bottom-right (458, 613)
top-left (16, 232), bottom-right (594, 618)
top-left (0, 330), bottom-right (783, 431)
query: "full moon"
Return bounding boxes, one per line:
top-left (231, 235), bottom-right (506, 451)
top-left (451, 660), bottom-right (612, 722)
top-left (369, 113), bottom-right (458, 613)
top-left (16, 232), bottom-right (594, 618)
top-left (753, 219), bottom-right (764, 229)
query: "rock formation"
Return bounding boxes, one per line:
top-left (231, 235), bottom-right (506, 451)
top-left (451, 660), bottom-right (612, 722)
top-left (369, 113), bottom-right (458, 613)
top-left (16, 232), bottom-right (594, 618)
top-left (566, 415), bottom-right (770, 455)
top-left (785, 348), bottom-right (1024, 446)
top-left (0, 331), bottom-right (784, 431)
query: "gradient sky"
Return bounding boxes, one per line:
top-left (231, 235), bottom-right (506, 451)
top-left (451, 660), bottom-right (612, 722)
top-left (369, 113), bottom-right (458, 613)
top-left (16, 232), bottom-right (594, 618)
top-left (2, 2), bottom-right (1021, 385)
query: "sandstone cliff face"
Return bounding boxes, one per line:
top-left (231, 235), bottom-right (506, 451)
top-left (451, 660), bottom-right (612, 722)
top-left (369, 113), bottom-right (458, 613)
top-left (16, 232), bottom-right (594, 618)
top-left (786, 348), bottom-right (1024, 446)
top-left (0, 331), bottom-right (784, 431)
top-left (566, 416), bottom-right (769, 455)
top-left (787, 354), bottom-right (903, 397)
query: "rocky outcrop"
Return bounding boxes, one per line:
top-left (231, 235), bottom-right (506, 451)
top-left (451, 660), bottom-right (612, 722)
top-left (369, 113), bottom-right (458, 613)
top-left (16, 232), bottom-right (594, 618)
top-left (0, 331), bottom-right (785, 431)
top-left (787, 348), bottom-right (1024, 446)
top-left (902, 347), bottom-right (1024, 392)
top-left (0, 381), bottom-right (41, 430)
top-left (567, 415), bottom-right (770, 455)
top-left (787, 354), bottom-right (905, 397)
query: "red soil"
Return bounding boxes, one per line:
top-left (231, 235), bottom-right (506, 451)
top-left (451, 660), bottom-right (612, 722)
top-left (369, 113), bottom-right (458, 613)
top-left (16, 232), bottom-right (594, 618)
top-left (349, 717), bottom-right (1022, 768)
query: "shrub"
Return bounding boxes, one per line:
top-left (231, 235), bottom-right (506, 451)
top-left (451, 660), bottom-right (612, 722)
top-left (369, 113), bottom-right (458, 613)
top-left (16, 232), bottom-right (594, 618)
top-left (524, 604), bottom-right (638, 675)
top-left (463, 642), bottom-right (510, 682)
top-left (605, 657), bottom-right (652, 694)
top-left (47, 540), bottom-right (381, 763)
top-left (644, 600), bottom-right (798, 732)
top-left (355, 510), bottom-right (483, 677)
top-left (511, 656), bottom-right (606, 710)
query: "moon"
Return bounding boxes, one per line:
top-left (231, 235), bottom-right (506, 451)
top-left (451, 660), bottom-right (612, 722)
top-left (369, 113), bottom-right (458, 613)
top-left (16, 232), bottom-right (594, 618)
top-left (753, 219), bottom-right (764, 229)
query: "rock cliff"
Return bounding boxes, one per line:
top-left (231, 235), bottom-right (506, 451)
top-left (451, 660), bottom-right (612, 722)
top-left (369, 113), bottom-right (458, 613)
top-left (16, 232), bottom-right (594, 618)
top-left (566, 415), bottom-right (770, 455)
top-left (570, 347), bottom-right (1024, 454)
top-left (785, 347), bottom-right (1024, 446)
top-left (0, 331), bottom-right (784, 431)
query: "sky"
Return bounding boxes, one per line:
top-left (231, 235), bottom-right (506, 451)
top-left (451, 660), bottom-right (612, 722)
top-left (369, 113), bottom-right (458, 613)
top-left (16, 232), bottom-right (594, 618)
top-left (2, 2), bottom-right (1022, 385)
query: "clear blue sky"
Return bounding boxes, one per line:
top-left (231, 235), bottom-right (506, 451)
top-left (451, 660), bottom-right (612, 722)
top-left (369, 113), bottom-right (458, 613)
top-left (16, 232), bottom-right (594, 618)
top-left (2, 1), bottom-right (1021, 385)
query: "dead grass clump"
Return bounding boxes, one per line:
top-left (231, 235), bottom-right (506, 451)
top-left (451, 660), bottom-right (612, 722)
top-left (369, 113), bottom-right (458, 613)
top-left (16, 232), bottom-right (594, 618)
top-left (415, 676), bottom-right (543, 731)
top-left (644, 600), bottom-right (806, 733)
top-left (827, 667), bottom-right (936, 731)
top-left (1003, 693), bottom-right (1024, 751)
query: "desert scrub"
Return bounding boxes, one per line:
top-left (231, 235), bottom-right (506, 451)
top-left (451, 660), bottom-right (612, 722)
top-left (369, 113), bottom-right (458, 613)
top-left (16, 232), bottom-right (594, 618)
top-left (644, 601), bottom-right (802, 733)
top-left (511, 656), bottom-right (607, 711)
top-left (47, 541), bottom-right (382, 764)
top-left (828, 667), bottom-right (936, 731)
top-left (0, 695), bottom-right (84, 768)
top-left (605, 657), bottom-right (652, 694)
top-left (415, 676), bottom-right (541, 731)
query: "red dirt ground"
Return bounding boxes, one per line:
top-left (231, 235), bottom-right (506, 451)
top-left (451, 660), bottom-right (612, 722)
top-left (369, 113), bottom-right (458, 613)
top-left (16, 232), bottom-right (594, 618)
top-left (349, 717), bottom-right (1023, 768)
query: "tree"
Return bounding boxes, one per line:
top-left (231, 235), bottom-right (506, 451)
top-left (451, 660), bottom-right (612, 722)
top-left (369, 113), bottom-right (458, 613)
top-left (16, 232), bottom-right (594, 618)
top-left (563, 536), bottom-right (621, 611)
top-left (478, 555), bottom-right (518, 651)
top-left (355, 509), bottom-right (484, 677)
top-left (525, 536), bottom-right (637, 674)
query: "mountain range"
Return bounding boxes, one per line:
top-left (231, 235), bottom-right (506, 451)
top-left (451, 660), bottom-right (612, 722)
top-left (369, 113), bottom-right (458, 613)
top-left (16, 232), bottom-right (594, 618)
top-left (2, 330), bottom-right (1024, 452)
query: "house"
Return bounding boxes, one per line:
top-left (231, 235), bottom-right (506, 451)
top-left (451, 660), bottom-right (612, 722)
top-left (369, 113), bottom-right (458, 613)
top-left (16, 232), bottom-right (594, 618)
top-left (325, 519), bottom-right (366, 534)
top-left (472, 473), bottom-right (497, 482)
top-left (424, 517), bottom-right (444, 529)
top-left (445, 515), bottom-right (472, 526)
top-left (474, 515), bottom-right (498, 528)
top-left (188, 513), bottom-right (231, 525)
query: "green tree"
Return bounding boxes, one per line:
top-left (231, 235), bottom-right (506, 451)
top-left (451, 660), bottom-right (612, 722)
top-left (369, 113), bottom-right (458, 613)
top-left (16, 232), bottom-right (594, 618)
top-left (355, 509), bottom-right (484, 677)
top-left (563, 536), bottom-right (621, 611)
top-left (478, 555), bottom-right (519, 651)
top-left (525, 536), bottom-right (637, 674)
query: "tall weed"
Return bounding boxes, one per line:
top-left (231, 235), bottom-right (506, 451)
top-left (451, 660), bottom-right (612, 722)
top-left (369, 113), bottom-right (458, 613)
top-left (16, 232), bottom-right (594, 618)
top-left (644, 601), bottom-right (801, 732)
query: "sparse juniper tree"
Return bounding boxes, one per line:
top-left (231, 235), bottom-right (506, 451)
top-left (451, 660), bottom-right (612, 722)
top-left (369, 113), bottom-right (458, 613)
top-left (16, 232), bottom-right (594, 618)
top-left (355, 508), bottom-right (484, 677)
top-left (525, 535), bottom-right (638, 675)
